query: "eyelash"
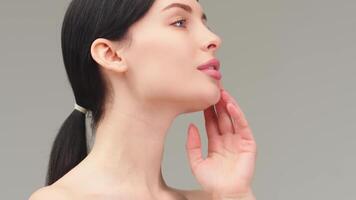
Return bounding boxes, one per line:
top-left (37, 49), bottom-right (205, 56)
top-left (171, 18), bottom-right (211, 31)
top-left (172, 18), bottom-right (187, 28)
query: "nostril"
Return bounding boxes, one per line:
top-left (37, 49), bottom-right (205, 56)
top-left (208, 43), bottom-right (216, 49)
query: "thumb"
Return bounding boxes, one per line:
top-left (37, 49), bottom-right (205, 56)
top-left (186, 123), bottom-right (204, 170)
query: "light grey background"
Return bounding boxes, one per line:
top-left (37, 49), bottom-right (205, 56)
top-left (1, 0), bottom-right (355, 199)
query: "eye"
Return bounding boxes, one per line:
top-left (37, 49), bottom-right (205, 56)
top-left (171, 18), bottom-right (187, 28)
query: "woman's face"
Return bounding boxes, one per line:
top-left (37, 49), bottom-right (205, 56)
top-left (121, 0), bottom-right (222, 113)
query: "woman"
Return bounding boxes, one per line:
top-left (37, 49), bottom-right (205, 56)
top-left (29, 0), bottom-right (257, 199)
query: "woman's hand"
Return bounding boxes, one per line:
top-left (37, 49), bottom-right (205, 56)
top-left (185, 87), bottom-right (257, 199)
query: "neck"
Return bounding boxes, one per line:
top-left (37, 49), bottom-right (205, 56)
top-left (84, 98), bottom-right (179, 193)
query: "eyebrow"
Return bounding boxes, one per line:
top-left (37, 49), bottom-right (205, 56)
top-left (161, 3), bottom-right (208, 22)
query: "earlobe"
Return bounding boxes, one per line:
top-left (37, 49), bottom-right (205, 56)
top-left (113, 59), bottom-right (128, 73)
top-left (90, 38), bottom-right (128, 73)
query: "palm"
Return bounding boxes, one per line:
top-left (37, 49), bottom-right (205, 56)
top-left (186, 88), bottom-right (257, 196)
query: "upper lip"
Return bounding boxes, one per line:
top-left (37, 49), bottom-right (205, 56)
top-left (197, 58), bottom-right (220, 71)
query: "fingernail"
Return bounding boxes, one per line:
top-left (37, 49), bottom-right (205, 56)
top-left (226, 102), bottom-right (233, 111)
top-left (188, 123), bottom-right (194, 132)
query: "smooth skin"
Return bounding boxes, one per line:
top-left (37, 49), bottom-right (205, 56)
top-left (29, 0), bottom-right (257, 199)
top-left (186, 86), bottom-right (257, 200)
top-left (29, 86), bottom-right (257, 200)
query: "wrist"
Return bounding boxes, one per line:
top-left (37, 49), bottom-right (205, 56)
top-left (211, 188), bottom-right (256, 200)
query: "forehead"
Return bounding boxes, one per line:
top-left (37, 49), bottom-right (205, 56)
top-left (127, 0), bottom-right (206, 34)
top-left (157, 0), bottom-right (206, 21)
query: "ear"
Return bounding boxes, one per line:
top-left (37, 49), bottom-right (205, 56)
top-left (90, 38), bottom-right (128, 73)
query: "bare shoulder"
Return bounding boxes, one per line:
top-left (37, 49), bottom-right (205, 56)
top-left (174, 188), bottom-right (212, 200)
top-left (28, 185), bottom-right (74, 200)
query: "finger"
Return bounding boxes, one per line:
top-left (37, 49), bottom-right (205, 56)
top-left (226, 102), bottom-right (255, 140)
top-left (225, 102), bottom-right (239, 134)
top-left (215, 91), bottom-right (235, 134)
top-left (221, 89), bottom-right (250, 128)
top-left (203, 105), bottom-right (223, 152)
top-left (221, 90), bottom-right (246, 119)
top-left (186, 123), bottom-right (204, 170)
top-left (220, 90), bottom-right (237, 133)
top-left (203, 105), bottom-right (221, 137)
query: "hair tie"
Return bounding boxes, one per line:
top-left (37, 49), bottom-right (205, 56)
top-left (74, 103), bottom-right (88, 114)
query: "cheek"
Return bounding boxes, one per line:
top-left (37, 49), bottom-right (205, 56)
top-left (125, 30), bottom-right (220, 108)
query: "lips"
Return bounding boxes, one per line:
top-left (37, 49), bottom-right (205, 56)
top-left (197, 58), bottom-right (222, 80)
top-left (197, 58), bottom-right (221, 71)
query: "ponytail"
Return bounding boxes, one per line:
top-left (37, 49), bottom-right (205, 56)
top-left (45, 109), bottom-right (88, 186)
top-left (46, 0), bottom-right (157, 186)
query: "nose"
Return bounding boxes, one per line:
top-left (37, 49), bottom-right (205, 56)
top-left (202, 28), bottom-right (222, 53)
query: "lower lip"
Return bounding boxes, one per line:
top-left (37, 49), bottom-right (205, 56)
top-left (198, 69), bottom-right (222, 80)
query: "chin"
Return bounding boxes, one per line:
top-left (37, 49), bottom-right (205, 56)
top-left (179, 77), bottom-right (221, 113)
top-left (196, 84), bottom-right (221, 110)
top-left (207, 80), bottom-right (221, 103)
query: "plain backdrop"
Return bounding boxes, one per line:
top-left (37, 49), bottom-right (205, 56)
top-left (0, 0), bottom-right (355, 199)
